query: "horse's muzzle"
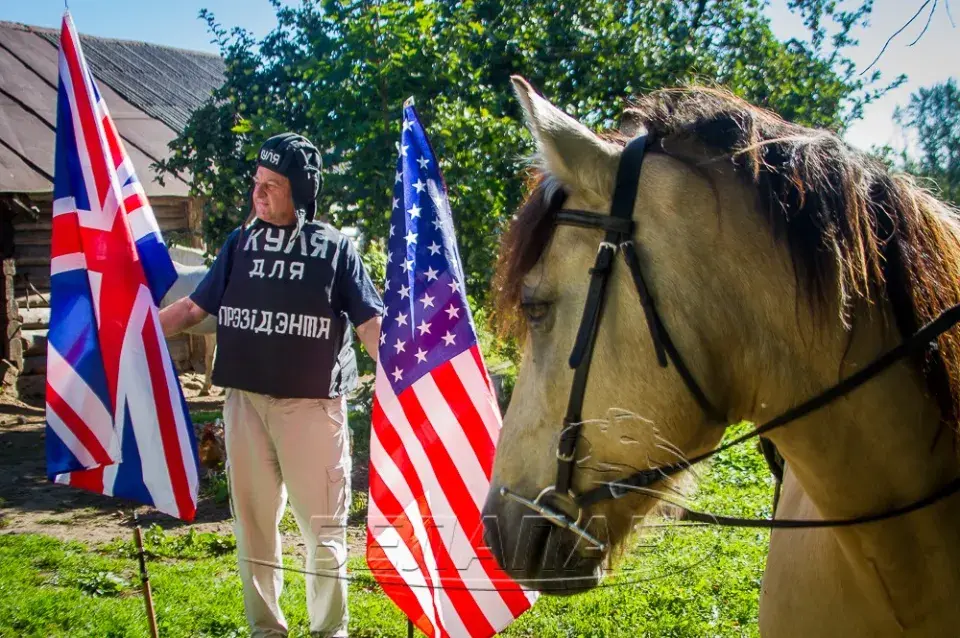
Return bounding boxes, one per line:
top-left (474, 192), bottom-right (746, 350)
top-left (482, 483), bottom-right (607, 594)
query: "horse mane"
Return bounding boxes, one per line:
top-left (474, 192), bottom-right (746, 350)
top-left (493, 86), bottom-right (960, 436)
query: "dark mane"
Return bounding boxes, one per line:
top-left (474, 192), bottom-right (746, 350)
top-left (493, 86), bottom-right (960, 435)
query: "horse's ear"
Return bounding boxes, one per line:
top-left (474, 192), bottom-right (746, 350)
top-left (510, 75), bottom-right (620, 201)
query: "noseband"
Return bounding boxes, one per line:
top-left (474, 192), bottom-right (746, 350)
top-left (500, 132), bottom-right (960, 552)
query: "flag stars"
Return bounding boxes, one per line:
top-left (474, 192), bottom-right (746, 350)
top-left (415, 348), bottom-right (428, 363)
top-left (392, 367), bottom-right (403, 382)
top-left (427, 241), bottom-right (441, 256)
top-left (399, 284), bottom-right (411, 299)
top-left (442, 331), bottom-right (456, 346)
top-left (379, 332), bottom-right (386, 345)
top-left (401, 144), bottom-right (409, 157)
top-left (404, 259), bottom-right (414, 272)
top-left (432, 218), bottom-right (443, 231)
top-left (412, 179), bottom-right (426, 194)
top-left (445, 304), bottom-right (460, 320)
top-left (392, 197), bottom-right (399, 210)
top-left (405, 230), bottom-right (417, 244)
top-left (447, 279), bottom-right (460, 294)
top-left (420, 293), bottom-right (435, 309)
top-left (395, 171), bottom-right (402, 184)
top-left (417, 156), bottom-right (430, 170)
top-left (417, 320), bottom-right (432, 335)
top-left (394, 339), bottom-right (406, 354)
top-left (402, 119), bottom-right (413, 133)
top-left (396, 311), bottom-right (408, 327)
top-left (424, 266), bottom-right (439, 282)
top-left (390, 224), bottom-right (395, 237)
top-left (408, 204), bottom-right (421, 219)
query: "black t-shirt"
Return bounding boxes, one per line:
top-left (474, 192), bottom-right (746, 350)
top-left (190, 218), bottom-right (383, 399)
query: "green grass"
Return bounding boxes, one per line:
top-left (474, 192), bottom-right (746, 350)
top-left (0, 424), bottom-right (774, 637)
top-left (190, 411), bottom-right (223, 426)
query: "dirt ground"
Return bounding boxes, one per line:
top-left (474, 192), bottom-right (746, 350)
top-left (0, 372), bottom-right (367, 555)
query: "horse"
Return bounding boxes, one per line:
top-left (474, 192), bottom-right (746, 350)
top-left (483, 76), bottom-right (960, 636)
top-left (162, 245), bottom-right (217, 395)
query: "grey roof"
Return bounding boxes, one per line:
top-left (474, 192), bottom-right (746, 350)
top-left (0, 20), bottom-right (224, 196)
top-left (31, 24), bottom-right (225, 133)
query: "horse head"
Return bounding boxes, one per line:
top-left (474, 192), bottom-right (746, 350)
top-left (483, 74), bottom-right (960, 615)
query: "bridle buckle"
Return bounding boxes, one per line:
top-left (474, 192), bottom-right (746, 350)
top-left (598, 241), bottom-right (619, 254)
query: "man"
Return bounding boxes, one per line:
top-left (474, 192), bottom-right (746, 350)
top-left (160, 133), bottom-right (383, 638)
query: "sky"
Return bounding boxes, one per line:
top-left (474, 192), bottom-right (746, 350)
top-left (2, 0), bottom-right (957, 154)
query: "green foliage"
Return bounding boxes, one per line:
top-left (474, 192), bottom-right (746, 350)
top-left (190, 410), bottom-right (223, 425)
top-left (103, 525), bottom-right (236, 560)
top-left (200, 469), bottom-right (230, 505)
top-left (156, 0), bottom-right (899, 308)
top-left (885, 79), bottom-right (960, 207)
top-left (73, 570), bottom-right (130, 598)
top-left (472, 297), bottom-right (519, 410)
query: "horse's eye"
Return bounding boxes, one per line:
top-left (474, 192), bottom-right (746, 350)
top-left (521, 301), bottom-right (551, 326)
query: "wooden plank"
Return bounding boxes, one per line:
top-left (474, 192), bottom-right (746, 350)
top-left (187, 196), bottom-right (206, 249)
top-left (13, 291), bottom-right (50, 309)
top-left (22, 355), bottom-right (45, 376)
top-left (157, 219), bottom-right (190, 232)
top-left (18, 307), bottom-right (50, 329)
top-left (5, 327), bottom-right (23, 369)
top-left (16, 374), bottom-right (45, 398)
top-left (15, 265), bottom-right (51, 285)
top-left (13, 258), bottom-right (50, 268)
top-left (14, 273), bottom-right (50, 293)
top-left (2, 259), bottom-right (14, 315)
top-left (11, 235), bottom-right (51, 247)
top-left (13, 244), bottom-right (51, 260)
top-left (13, 225), bottom-right (53, 234)
top-left (21, 329), bottom-right (47, 356)
top-left (167, 335), bottom-right (190, 363)
top-left (2, 364), bottom-right (18, 394)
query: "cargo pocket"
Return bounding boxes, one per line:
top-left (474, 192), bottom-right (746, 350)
top-left (325, 463), bottom-right (349, 524)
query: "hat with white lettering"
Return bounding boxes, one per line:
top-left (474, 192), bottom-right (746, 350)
top-left (256, 132), bottom-right (323, 223)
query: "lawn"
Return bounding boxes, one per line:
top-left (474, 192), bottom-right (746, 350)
top-left (0, 422), bottom-right (774, 637)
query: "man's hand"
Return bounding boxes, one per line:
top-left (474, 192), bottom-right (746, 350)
top-left (160, 297), bottom-right (211, 338)
top-left (356, 315), bottom-right (382, 364)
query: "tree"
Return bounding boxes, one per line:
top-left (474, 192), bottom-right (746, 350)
top-left (892, 79), bottom-right (960, 206)
top-left (156, 0), bottom-right (901, 302)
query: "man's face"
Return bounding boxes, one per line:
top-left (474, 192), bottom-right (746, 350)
top-left (252, 165), bottom-right (295, 225)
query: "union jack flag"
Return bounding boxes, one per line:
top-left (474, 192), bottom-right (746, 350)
top-left (365, 99), bottom-right (536, 637)
top-left (45, 11), bottom-right (199, 521)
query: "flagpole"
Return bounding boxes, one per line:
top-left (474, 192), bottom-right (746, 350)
top-left (133, 512), bottom-right (160, 638)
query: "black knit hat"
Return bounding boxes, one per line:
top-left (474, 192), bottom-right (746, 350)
top-left (256, 132), bottom-right (323, 223)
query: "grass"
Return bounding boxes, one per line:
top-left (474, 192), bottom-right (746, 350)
top-left (190, 411), bottom-right (223, 426)
top-left (0, 413), bottom-right (775, 637)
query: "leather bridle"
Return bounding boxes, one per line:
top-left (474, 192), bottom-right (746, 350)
top-left (499, 132), bottom-right (960, 553)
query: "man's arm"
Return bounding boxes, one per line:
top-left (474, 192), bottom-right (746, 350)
top-left (160, 297), bottom-right (211, 338)
top-left (355, 315), bottom-right (382, 363)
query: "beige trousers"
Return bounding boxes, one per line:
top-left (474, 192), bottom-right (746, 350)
top-left (224, 388), bottom-right (351, 638)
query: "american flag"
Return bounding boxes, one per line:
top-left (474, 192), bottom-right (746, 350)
top-left (365, 100), bottom-right (536, 637)
top-left (44, 11), bottom-right (199, 521)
